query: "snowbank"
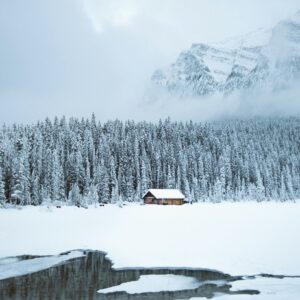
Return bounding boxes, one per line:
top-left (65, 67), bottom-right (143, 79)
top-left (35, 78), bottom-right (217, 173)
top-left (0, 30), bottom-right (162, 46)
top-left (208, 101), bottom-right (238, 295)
top-left (191, 276), bottom-right (300, 299)
top-left (0, 250), bottom-right (84, 280)
top-left (0, 202), bottom-right (299, 276)
top-left (98, 274), bottom-right (200, 294)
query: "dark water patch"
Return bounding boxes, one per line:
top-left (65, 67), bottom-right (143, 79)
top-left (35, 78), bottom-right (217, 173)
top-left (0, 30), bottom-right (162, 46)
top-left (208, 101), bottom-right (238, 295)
top-left (0, 250), bottom-right (259, 300)
top-left (9, 255), bottom-right (48, 261)
top-left (260, 273), bottom-right (300, 279)
top-left (0, 254), bottom-right (48, 264)
top-left (97, 284), bottom-right (260, 300)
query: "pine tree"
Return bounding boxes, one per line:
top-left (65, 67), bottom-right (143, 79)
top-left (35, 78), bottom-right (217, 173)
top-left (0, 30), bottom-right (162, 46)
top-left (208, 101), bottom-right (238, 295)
top-left (213, 179), bottom-right (223, 203)
top-left (83, 158), bottom-right (91, 196)
top-left (0, 166), bottom-right (6, 206)
top-left (140, 159), bottom-right (148, 197)
top-left (68, 183), bottom-right (82, 206)
top-left (184, 178), bottom-right (191, 203)
top-left (166, 165), bottom-right (175, 189)
top-left (284, 167), bottom-right (294, 200)
top-left (51, 150), bottom-right (65, 202)
top-left (280, 174), bottom-right (287, 201)
top-left (30, 171), bottom-right (40, 205)
top-left (126, 172), bottom-right (134, 201)
top-left (96, 164), bottom-right (110, 203)
top-left (85, 184), bottom-right (98, 206)
top-left (10, 145), bottom-right (30, 205)
top-left (255, 167), bottom-right (265, 202)
top-left (108, 156), bottom-right (118, 201)
top-left (0, 117), bottom-right (299, 205)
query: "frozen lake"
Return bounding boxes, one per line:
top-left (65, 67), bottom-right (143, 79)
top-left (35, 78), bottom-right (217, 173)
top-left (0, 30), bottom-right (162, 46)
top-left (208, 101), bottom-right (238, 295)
top-left (0, 203), bottom-right (299, 275)
top-left (0, 203), bottom-right (300, 298)
top-left (0, 250), bottom-right (259, 300)
top-left (0, 250), bottom-right (299, 299)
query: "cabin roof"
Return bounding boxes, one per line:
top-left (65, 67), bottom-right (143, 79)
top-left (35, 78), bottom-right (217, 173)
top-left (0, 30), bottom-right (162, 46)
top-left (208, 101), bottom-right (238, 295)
top-left (143, 189), bottom-right (185, 199)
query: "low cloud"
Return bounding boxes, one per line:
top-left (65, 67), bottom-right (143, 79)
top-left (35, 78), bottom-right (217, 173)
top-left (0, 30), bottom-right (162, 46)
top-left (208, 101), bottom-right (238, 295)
top-left (140, 82), bottom-right (300, 122)
top-left (0, 0), bottom-right (300, 124)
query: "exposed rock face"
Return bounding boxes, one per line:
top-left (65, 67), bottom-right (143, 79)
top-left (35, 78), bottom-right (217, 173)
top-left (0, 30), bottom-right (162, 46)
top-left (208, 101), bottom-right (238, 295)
top-left (151, 11), bottom-right (300, 97)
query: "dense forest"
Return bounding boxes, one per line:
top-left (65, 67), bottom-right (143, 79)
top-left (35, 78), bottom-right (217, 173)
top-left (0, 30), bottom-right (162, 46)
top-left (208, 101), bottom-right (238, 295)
top-left (0, 116), bottom-right (299, 206)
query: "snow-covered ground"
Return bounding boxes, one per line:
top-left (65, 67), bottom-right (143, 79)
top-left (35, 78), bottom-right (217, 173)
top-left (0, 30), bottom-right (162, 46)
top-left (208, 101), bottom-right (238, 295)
top-left (191, 276), bottom-right (300, 300)
top-left (0, 250), bottom-right (84, 280)
top-left (98, 274), bottom-right (200, 294)
top-left (98, 275), bottom-right (300, 299)
top-left (0, 202), bottom-right (299, 276)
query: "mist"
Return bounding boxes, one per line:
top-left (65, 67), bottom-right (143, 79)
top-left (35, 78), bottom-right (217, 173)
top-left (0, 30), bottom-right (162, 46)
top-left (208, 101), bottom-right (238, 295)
top-left (0, 0), bottom-right (300, 124)
top-left (138, 81), bottom-right (300, 122)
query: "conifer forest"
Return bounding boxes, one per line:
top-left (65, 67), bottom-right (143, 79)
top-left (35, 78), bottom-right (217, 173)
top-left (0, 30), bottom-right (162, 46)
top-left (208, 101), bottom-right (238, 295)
top-left (0, 116), bottom-right (299, 206)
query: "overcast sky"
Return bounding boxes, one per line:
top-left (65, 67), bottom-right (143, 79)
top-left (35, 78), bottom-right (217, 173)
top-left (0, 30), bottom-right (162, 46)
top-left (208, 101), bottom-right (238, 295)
top-left (0, 0), bottom-right (300, 123)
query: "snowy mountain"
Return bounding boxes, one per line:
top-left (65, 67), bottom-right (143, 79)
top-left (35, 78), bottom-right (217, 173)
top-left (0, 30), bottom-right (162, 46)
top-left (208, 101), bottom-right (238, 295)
top-left (151, 11), bottom-right (300, 97)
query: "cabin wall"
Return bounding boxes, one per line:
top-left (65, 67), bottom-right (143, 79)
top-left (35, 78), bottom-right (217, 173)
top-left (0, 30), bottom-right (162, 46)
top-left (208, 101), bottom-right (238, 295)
top-left (144, 197), bottom-right (154, 204)
top-left (143, 198), bottom-right (184, 205)
top-left (165, 199), bottom-right (183, 205)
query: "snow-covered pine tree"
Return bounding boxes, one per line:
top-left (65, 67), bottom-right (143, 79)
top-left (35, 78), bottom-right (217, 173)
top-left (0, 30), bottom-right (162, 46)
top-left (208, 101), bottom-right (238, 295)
top-left (30, 170), bottom-right (40, 205)
top-left (140, 157), bottom-right (148, 197)
top-left (255, 166), bottom-right (265, 202)
top-left (0, 117), bottom-right (299, 205)
top-left (10, 139), bottom-right (30, 205)
top-left (166, 165), bottom-right (175, 189)
top-left (96, 163), bottom-right (110, 203)
top-left (108, 156), bottom-right (118, 202)
top-left (68, 183), bottom-right (82, 206)
top-left (284, 167), bottom-right (294, 200)
top-left (51, 150), bottom-right (65, 203)
top-left (84, 184), bottom-right (98, 206)
top-left (0, 166), bottom-right (6, 206)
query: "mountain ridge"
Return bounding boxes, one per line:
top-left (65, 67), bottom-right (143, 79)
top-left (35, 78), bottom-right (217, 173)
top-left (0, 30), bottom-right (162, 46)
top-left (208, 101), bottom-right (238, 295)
top-left (151, 11), bottom-right (300, 97)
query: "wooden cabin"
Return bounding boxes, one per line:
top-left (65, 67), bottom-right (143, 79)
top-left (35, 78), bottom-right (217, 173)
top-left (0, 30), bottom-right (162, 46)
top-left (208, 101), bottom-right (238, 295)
top-left (143, 189), bottom-right (185, 205)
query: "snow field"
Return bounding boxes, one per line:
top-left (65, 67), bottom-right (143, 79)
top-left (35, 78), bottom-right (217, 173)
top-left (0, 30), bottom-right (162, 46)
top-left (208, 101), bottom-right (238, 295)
top-left (98, 274), bottom-right (200, 294)
top-left (0, 250), bottom-right (84, 280)
top-left (0, 202), bottom-right (299, 276)
top-left (191, 276), bottom-right (300, 300)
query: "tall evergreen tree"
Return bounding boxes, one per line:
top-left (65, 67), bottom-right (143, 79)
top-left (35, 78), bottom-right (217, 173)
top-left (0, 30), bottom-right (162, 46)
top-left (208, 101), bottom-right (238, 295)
top-left (0, 166), bottom-right (6, 206)
top-left (0, 117), bottom-right (299, 205)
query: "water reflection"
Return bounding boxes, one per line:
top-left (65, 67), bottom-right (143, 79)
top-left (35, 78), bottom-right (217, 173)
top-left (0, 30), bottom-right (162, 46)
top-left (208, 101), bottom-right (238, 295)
top-left (0, 251), bottom-right (259, 300)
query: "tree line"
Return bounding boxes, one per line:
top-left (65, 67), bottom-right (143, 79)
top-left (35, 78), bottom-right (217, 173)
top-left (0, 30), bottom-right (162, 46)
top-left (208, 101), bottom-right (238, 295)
top-left (0, 116), bottom-right (299, 206)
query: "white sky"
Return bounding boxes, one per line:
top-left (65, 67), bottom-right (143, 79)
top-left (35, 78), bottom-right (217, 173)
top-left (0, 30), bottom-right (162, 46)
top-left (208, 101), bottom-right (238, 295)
top-left (0, 0), bottom-right (299, 123)
top-left (84, 0), bottom-right (300, 54)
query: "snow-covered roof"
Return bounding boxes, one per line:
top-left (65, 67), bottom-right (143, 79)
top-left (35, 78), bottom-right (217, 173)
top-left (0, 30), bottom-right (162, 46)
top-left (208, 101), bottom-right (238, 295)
top-left (143, 189), bottom-right (185, 199)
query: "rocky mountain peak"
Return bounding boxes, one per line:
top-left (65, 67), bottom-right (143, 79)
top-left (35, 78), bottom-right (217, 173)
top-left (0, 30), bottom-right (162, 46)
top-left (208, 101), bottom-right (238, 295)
top-left (151, 11), bottom-right (300, 98)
